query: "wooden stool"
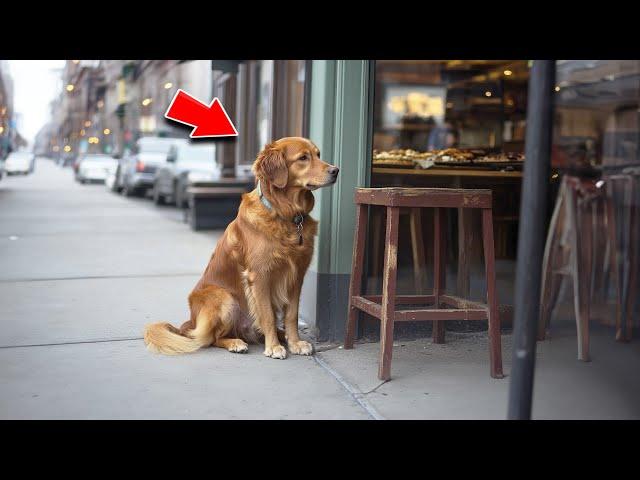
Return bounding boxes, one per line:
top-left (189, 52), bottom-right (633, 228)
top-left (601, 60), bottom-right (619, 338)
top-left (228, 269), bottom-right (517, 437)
top-left (538, 174), bottom-right (636, 361)
top-left (344, 187), bottom-right (503, 380)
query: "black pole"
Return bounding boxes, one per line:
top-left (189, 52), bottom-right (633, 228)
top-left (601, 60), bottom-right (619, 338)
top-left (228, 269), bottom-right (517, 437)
top-left (507, 60), bottom-right (555, 420)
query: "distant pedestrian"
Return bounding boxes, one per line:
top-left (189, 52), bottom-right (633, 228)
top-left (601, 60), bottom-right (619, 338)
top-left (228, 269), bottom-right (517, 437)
top-left (428, 121), bottom-right (458, 151)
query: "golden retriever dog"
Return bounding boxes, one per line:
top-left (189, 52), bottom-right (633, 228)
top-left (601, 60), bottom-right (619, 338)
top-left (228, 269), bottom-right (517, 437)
top-left (143, 137), bottom-right (339, 359)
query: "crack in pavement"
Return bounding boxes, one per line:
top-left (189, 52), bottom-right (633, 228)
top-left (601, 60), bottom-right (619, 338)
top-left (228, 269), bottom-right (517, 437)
top-left (313, 353), bottom-right (385, 420)
top-left (0, 337), bottom-right (144, 349)
top-left (0, 272), bottom-right (201, 283)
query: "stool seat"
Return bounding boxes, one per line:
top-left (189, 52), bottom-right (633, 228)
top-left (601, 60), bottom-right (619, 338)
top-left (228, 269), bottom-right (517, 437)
top-left (355, 187), bottom-right (492, 208)
top-left (345, 186), bottom-right (503, 381)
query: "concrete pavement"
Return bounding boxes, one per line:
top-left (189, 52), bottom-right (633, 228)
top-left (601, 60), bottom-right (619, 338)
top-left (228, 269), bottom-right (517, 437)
top-left (0, 159), bottom-right (369, 419)
top-left (2, 159), bottom-right (638, 420)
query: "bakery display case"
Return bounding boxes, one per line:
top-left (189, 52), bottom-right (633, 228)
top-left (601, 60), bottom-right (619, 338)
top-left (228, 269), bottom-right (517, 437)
top-left (372, 60), bottom-right (530, 171)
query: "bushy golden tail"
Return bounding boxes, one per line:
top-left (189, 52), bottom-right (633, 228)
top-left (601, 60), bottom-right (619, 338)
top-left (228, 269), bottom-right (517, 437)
top-left (143, 319), bottom-right (213, 355)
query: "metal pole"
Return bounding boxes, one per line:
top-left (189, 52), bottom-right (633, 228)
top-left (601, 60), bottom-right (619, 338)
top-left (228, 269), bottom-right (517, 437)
top-left (507, 60), bottom-right (555, 420)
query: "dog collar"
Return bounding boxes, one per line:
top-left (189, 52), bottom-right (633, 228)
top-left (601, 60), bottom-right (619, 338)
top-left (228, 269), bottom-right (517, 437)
top-left (257, 179), bottom-right (305, 245)
top-left (256, 179), bottom-right (273, 211)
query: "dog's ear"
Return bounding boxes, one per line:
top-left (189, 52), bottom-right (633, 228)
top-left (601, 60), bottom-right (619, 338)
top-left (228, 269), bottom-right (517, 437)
top-left (254, 143), bottom-right (288, 189)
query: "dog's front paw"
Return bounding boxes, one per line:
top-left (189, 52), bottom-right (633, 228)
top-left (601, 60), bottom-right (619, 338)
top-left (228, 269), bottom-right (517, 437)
top-left (288, 340), bottom-right (314, 356)
top-left (264, 345), bottom-right (287, 359)
top-left (228, 339), bottom-right (249, 353)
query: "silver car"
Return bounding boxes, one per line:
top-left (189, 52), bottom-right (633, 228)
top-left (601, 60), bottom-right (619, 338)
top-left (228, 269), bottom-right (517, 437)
top-left (152, 142), bottom-right (218, 207)
top-left (76, 154), bottom-right (118, 184)
top-left (3, 151), bottom-right (34, 175)
top-left (113, 137), bottom-right (187, 197)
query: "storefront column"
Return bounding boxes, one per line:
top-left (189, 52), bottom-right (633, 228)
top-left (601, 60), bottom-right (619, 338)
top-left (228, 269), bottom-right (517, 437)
top-left (299, 60), bottom-right (374, 342)
top-left (508, 60), bottom-right (556, 419)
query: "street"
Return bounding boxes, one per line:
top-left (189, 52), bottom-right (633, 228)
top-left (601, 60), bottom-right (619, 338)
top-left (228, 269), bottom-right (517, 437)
top-left (0, 159), bottom-right (370, 419)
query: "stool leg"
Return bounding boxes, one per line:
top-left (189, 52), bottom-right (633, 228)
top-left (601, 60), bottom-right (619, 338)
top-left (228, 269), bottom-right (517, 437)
top-left (409, 208), bottom-right (427, 295)
top-left (457, 208), bottom-right (474, 299)
top-left (433, 207), bottom-right (446, 343)
top-left (605, 188), bottom-right (622, 336)
top-left (369, 207), bottom-right (384, 294)
top-left (539, 180), bottom-right (566, 340)
top-left (619, 182), bottom-right (637, 342)
top-left (379, 206), bottom-right (400, 381)
top-left (567, 187), bottom-right (591, 362)
top-left (345, 204), bottom-right (368, 349)
top-left (482, 208), bottom-right (503, 378)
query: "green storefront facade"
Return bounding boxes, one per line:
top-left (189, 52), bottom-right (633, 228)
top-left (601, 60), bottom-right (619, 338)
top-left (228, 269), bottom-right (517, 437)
top-left (300, 60), bottom-right (375, 342)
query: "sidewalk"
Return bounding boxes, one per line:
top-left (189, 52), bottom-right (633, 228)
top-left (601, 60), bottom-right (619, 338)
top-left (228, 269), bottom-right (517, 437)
top-left (0, 160), bottom-right (369, 419)
top-left (2, 160), bottom-right (639, 420)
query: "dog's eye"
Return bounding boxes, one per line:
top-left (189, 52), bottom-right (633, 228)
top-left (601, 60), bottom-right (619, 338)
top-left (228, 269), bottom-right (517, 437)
top-left (298, 155), bottom-right (308, 162)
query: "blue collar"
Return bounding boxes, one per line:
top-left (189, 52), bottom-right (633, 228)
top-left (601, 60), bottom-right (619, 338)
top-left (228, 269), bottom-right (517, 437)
top-left (257, 179), bottom-right (273, 211)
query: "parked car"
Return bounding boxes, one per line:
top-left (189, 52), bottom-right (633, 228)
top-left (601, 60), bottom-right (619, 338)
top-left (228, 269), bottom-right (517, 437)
top-left (112, 136), bottom-right (187, 197)
top-left (75, 154), bottom-right (118, 184)
top-left (152, 142), bottom-right (218, 207)
top-left (3, 151), bottom-right (34, 175)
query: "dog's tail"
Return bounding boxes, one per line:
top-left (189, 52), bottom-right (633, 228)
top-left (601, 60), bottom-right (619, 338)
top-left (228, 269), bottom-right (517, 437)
top-left (143, 315), bottom-right (214, 355)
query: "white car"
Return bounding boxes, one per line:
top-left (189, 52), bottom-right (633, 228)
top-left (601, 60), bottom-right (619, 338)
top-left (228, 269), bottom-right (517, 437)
top-left (76, 154), bottom-right (118, 184)
top-left (3, 152), bottom-right (34, 175)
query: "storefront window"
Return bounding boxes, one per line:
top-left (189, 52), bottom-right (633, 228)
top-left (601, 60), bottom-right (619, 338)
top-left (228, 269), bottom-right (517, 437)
top-left (234, 60), bottom-right (308, 177)
top-left (546, 60), bottom-right (640, 337)
top-left (373, 60), bottom-right (529, 154)
top-left (552, 60), bottom-right (640, 171)
top-left (258, 60), bottom-right (273, 149)
top-left (367, 60), bottom-right (531, 334)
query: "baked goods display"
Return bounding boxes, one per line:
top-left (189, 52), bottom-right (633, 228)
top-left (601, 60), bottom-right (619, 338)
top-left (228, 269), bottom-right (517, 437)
top-left (372, 150), bottom-right (417, 168)
top-left (373, 148), bottom-right (524, 168)
top-left (473, 152), bottom-right (525, 163)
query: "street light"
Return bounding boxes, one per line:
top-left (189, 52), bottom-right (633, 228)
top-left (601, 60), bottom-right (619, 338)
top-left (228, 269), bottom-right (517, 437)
top-left (0, 126), bottom-right (4, 134)
top-left (142, 98), bottom-right (152, 106)
top-left (84, 120), bottom-right (91, 127)
top-left (103, 128), bottom-right (111, 135)
top-left (164, 82), bottom-right (173, 89)
top-left (66, 84), bottom-right (75, 92)
top-left (63, 145), bottom-right (71, 152)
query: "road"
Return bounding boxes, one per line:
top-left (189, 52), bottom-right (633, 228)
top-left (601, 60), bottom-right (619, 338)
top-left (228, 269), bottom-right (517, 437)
top-left (0, 159), bottom-right (369, 419)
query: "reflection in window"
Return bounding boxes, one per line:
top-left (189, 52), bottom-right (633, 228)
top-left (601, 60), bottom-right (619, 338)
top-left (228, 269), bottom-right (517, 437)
top-left (553, 60), bottom-right (640, 171)
top-left (373, 60), bottom-right (529, 156)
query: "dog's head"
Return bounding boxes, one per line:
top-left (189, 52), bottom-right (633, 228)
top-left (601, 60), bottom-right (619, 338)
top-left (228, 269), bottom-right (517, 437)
top-left (253, 137), bottom-right (339, 191)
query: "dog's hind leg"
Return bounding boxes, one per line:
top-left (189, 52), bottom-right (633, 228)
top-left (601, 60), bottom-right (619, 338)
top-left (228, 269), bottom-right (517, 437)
top-left (214, 337), bottom-right (249, 353)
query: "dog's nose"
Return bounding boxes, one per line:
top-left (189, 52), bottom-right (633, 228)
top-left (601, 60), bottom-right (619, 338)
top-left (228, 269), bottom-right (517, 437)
top-left (328, 166), bottom-right (339, 176)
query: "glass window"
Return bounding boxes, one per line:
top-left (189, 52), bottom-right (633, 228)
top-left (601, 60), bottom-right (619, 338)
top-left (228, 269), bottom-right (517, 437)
top-left (258, 60), bottom-right (273, 149)
top-left (365, 60), bottom-right (530, 338)
top-left (552, 60), bottom-right (640, 171)
top-left (373, 60), bottom-right (529, 155)
top-left (177, 144), bottom-right (215, 164)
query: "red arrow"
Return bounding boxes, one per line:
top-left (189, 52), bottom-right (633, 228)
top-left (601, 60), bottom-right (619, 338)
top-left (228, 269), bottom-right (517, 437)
top-left (164, 89), bottom-right (238, 138)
